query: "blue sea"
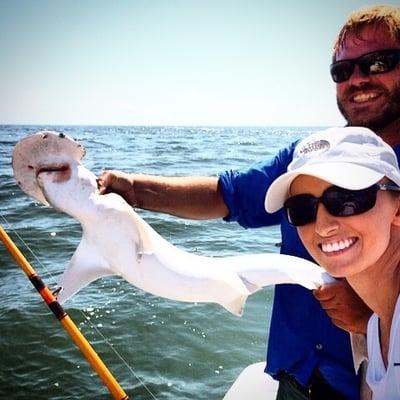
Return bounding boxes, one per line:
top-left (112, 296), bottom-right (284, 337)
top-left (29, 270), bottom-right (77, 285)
top-left (0, 125), bottom-right (320, 400)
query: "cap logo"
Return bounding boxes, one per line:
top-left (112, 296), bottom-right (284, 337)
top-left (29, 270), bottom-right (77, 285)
top-left (298, 139), bottom-right (330, 156)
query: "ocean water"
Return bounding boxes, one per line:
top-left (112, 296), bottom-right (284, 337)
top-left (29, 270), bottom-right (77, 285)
top-left (0, 125), bottom-right (318, 400)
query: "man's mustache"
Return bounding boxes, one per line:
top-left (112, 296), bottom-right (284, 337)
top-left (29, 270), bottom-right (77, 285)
top-left (343, 82), bottom-right (386, 99)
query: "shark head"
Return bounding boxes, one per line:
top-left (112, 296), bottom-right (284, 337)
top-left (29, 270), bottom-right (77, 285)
top-left (13, 131), bottom-right (86, 206)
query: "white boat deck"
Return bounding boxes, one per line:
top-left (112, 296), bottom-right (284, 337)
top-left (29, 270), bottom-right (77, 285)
top-left (223, 362), bottom-right (278, 400)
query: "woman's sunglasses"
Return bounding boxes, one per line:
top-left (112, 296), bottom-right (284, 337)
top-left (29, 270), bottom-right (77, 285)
top-left (330, 49), bottom-right (400, 83)
top-left (284, 183), bottom-right (400, 227)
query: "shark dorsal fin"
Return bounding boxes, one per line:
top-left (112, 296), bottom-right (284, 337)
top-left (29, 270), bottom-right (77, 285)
top-left (129, 210), bottom-right (155, 255)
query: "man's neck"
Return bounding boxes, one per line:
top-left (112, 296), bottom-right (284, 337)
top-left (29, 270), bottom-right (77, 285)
top-left (376, 119), bottom-right (400, 148)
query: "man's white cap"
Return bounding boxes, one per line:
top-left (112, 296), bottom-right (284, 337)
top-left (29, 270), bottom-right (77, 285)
top-left (265, 127), bottom-right (400, 213)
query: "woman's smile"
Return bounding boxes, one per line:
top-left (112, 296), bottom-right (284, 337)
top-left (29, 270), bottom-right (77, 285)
top-left (319, 237), bottom-right (358, 255)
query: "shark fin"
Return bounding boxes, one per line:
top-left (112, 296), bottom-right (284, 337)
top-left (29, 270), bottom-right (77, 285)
top-left (57, 235), bottom-right (112, 304)
top-left (129, 210), bottom-right (155, 255)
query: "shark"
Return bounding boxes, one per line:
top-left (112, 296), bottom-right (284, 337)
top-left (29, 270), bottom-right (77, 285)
top-left (12, 131), bottom-right (334, 316)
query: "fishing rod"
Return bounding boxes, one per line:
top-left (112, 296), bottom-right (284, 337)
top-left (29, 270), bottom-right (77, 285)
top-left (0, 225), bottom-right (129, 400)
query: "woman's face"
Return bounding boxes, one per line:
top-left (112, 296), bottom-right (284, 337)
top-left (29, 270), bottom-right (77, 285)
top-left (290, 175), bottom-right (400, 278)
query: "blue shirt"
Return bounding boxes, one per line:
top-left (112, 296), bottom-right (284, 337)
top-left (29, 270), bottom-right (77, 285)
top-left (219, 142), bottom-right (400, 399)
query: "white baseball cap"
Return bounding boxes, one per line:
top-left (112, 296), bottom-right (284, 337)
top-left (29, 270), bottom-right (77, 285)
top-left (265, 126), bottom-right (400, 213)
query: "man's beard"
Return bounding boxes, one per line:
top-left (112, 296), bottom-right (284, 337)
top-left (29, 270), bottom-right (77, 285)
top-left (337, 81), bottom-right (400, 131)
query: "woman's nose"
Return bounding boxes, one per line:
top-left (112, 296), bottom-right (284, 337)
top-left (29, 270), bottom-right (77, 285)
top-left (314, 204), bottom-right (340, 237)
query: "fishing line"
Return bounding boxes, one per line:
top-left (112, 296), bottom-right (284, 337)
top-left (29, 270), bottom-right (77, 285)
top-left (0, 213), bottom-right (58, 282)
top-left (80, 312), bottom-right (158, 400)
top-left (0, 212), bottom-right (159, 400)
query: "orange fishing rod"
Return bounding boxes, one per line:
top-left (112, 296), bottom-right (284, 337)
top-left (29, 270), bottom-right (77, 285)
top-left (0, 225), bottom-right (129, 400)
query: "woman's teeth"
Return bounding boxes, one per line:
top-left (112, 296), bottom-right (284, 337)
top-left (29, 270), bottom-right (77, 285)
top-left (321, 238), bottom-right (355, 253)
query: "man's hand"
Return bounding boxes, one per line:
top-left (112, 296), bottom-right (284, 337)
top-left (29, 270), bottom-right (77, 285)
top-left (313, 279), bottom-right (372, 334)
top-left (97, 170), bottom-right (137, 206)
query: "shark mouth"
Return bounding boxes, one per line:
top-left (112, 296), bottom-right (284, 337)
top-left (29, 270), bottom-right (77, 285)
top-left (37, 164), bottom-right (70, 176)
top-left (37, 164), bottom-right (72, 184)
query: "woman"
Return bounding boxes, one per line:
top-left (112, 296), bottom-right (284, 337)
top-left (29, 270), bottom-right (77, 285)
top-left (265, 126), bottom-right (400, 399)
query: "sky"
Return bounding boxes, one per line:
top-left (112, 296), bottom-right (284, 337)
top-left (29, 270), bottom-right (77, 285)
top-left (0, 0), bottom-right (398, 127)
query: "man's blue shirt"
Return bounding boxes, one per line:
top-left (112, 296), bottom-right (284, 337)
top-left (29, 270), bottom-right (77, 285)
top-left (219, 142), bottom-right (400, 399)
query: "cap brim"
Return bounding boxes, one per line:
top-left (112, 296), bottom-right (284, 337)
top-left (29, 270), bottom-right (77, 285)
top-left (265, 162), bottom-right (384, 213)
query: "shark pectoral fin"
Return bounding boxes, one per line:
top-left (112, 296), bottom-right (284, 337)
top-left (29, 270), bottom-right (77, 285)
top-left (56, 239), bottom-right (112, 304)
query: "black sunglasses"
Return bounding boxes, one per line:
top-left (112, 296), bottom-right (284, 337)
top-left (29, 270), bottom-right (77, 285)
top-left (330, 49), bottom-right (400, 83)
top-left (284, 183), bottom-right (400, 227)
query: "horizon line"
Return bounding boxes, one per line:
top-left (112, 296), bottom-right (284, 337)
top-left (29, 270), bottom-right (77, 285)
top-left (0, 122), bottom-right (333, 128)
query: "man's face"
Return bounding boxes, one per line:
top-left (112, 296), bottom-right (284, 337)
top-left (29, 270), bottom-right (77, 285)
top-left (334, 24), bottom-right (400, 131)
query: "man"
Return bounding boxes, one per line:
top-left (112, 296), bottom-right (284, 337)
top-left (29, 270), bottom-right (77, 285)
top-left (98, 5), bottom-right (400, 399)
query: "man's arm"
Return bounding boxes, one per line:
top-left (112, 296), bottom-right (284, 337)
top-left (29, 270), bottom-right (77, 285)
top-left (97, 170), bottom-right (229, 219)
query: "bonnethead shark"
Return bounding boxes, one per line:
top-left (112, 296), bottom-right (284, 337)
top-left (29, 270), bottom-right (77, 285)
top-left (12, 131), bottom-right (334, 316)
